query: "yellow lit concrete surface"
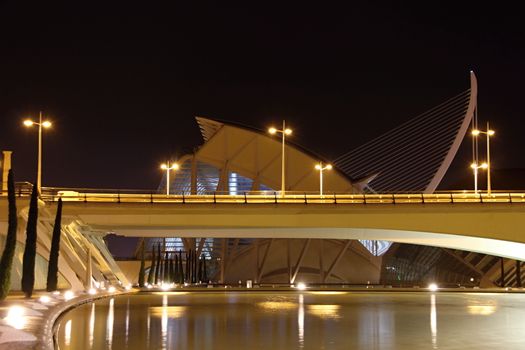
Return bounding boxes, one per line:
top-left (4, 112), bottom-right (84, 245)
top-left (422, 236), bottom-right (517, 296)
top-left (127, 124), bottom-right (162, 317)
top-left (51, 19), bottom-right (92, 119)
top-left (29, 201), bottom-right (525, 260)
top-left (2, 199), bottom-right (525, 260)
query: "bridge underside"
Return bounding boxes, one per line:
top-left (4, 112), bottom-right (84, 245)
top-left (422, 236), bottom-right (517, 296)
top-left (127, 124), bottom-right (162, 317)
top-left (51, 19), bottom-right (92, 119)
top-left (109, 227), bottom-right (525, 262)
top-left (124, 234), bottom-right (522, 288)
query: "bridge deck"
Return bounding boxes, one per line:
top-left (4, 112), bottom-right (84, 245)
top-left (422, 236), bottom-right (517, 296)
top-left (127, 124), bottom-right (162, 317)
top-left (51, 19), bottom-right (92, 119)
top-left (2, 188), bottom-right (525, 260)
top-left (4, 187), bottom-right (525, 205)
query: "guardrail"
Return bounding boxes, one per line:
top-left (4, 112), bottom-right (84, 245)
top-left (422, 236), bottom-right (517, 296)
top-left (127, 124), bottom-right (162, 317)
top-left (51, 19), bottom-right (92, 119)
top-left (2, 184), bottom-right (524, 204)
top-left (2, 184), bottom-right (525, 204)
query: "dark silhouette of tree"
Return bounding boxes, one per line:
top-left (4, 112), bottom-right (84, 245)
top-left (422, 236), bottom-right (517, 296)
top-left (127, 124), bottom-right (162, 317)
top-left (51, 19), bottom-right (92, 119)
top-left (0, 170), bottom-right (18, 300)
top-left (192, 250), bottom-right (197, 284)
top-left (202, 255), bottom-right (207, 283)
top-left (163, 251), bottom-right (169, 283)
top-left (148, 247), bottom-right (156, 285)
top-left (155, 244), bottom-right (161, 284)
top-left (197, 256), bottom-right (202, 282)
top-left (169, 255), bottom-right (175, 283)
top-left (138, 239), bottom-right (145, 288)
top-left (185, 250), bottom-right (190, 283)
top-left (178, 250), bottom-right (184, 284)
top-left (22, 184), bottom-right (38, 298)
top-left (173, 254), bottom-right (178, 283)
top-left (46, 198), bottom-right (62, 291)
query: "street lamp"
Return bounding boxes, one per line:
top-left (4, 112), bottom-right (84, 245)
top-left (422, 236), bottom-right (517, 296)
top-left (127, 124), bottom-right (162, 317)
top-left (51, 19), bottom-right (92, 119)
top-left (470, 162), bottom-right (488, 194)
top-left (160, 161), bottom-right (179, 195)
top-left (268, 121), bottom-right (292, 197)
top-left (315, 162), bottom-right (332, 196)
top-left (23, 111), bottom-right (52, 194)
top-left (472, 123), bottom-right (495, 195)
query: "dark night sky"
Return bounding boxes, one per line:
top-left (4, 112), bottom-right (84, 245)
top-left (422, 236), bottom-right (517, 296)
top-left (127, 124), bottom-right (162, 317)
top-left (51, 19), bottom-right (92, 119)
top-left (1, 2), bottom-right (524, 190)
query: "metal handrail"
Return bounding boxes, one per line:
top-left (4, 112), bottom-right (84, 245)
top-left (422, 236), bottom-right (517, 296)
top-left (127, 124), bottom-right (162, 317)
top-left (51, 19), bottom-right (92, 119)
top-left (2, 186), bottom-right (521, 205)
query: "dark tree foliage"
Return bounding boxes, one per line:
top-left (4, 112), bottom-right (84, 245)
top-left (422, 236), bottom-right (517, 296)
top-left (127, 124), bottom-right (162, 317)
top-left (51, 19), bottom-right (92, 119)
top-left (147, 247), bottom-right (156, 285)
top-left (0, 170), bottom-right (18, 300)
top-left (22, 184), bottom-right (38, 298)
top-left (163, 252), bottom-right (169, 283)
top-left (155, 244), bottom-right (161, 285)
top-left (46, 198), bottom-right (63, 292)
top-left (173, 255), bottom-right (178, 283)
top-left (202, 255), bottom-right (207, 283)
top-left (169, 255), bottom-right (174, 283)
top-left (192, 250), bottom-right (197, 284)
top-left (138, 239), bottom-right (146, 288)
top-left (186, 250), bottom-right (191, 284)
top-left (197, 256), bottom-right (202, 282)
top-left (178, 250), bottom-right (184, 284)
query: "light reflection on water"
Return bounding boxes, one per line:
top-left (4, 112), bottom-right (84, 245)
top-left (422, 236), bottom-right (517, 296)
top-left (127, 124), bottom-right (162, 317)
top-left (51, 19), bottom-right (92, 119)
top-left (125, 298), bottom-right (130, 348)
top-left (467, 304), bottom-right (497, 315)
top-left (88, 303), bottom-right (94, 348)
top-left (64, 320), bottom-right (71, 346)
top-left (146, 306), bottom-right (150, 346)
top-left (257, 300), bottom-right (297, 311)
top-left (298, 294), bottom-right (304, 349)
top-left (150, 305), bottom-right (187, 318)
top-left (56, 292), bottom-right (525, 349)
top-left (106, 298), bottom-right (114, 348)
top-left (430, 294), bottom-right (437, 349)
top-left (306, 304), bottom-right (341, 319)
top-left (161, 295), bottom-right (167, 350)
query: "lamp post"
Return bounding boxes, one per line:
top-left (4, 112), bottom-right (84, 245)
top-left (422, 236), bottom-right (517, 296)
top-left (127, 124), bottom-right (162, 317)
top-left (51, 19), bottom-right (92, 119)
top-left (268, 121), bottom-right (292, 197)
top-left (315, 162), bottom-right (332, 196)
top-left (160, 161), bottom-right (179, 195)
top-left (470, 162), bottom-right (487, 194)
top-left (23, 112), bottom-right (52, 194)
top-left (472, 123), bottom-right (495, 195)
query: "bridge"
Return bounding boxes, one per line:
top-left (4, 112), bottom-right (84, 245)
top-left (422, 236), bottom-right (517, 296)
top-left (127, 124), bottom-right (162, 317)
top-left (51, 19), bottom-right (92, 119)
top-left (3, 188), bottom-right (525, 261)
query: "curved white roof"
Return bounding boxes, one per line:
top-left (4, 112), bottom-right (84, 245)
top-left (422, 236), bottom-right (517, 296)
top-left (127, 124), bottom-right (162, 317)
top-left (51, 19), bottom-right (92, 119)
top-left (192, 116), bottom-right (357, 193)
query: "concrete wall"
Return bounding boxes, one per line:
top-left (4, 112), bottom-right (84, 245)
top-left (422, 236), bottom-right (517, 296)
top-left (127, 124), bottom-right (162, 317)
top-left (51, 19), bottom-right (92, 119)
top-left (116, 260), bottom-right (142, 285)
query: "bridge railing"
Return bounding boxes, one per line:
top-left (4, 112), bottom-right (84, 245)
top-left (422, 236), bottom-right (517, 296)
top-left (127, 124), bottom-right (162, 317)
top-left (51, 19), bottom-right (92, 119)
top-left (4, 187), bottom-right (520, 204)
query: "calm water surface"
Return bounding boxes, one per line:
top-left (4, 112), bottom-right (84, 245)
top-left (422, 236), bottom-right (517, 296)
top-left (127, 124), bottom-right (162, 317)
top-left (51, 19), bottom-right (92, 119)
top-left (56, 291), bottom-right (525, 349)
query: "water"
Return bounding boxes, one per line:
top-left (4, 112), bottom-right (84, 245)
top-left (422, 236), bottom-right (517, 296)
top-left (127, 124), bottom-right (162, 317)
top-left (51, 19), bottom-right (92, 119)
top-left (56, 291), bottom-right (525, 349)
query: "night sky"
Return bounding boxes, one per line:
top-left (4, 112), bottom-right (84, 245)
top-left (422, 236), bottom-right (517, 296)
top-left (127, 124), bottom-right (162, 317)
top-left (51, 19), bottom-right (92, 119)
top-left (1, 2), bottom-right (524, 190)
